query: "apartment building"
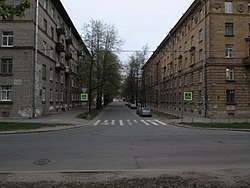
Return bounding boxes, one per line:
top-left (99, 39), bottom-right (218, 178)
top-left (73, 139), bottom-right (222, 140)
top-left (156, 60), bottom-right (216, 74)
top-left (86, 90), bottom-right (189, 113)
top-left (142, 0), bottom-right (250, 118)
top-left (0, 0), bottom-right (89, 118)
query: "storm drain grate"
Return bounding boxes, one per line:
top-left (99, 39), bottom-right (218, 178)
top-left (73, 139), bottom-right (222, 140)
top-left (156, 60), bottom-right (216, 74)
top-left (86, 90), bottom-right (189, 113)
top-left (33, 159), bottom-right (50, 165)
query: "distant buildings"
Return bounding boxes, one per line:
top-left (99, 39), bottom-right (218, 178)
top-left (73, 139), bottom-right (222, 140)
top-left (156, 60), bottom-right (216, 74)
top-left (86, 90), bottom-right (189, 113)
top-left (0, 0), bottom-right (89, 118)
top-left (142, 0), bottom-right (250, 118)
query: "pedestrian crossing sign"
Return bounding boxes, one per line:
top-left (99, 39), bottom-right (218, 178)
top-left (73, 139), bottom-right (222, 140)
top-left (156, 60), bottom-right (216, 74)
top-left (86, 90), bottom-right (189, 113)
top-left (81, 93), bottom-right (88, 102)
top-left (183, 92), bottom-right (193, 101)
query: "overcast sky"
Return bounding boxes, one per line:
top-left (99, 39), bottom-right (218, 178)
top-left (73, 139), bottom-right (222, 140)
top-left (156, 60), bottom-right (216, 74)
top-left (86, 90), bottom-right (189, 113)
top-left (60, 0), bottom-right (194, 62)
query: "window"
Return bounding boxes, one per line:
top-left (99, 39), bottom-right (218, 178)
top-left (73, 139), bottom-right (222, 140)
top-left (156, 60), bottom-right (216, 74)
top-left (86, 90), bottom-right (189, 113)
top-left (225, 23), bottom-right (234, 36)
top-left (184, 41), bottom-right (188, 52)
top-left (199, 8), bottom-right (204, 21)
top-left (199, 70), bottom-right (203, 82)
top-left (2, 31), bottom-right (13, 47)
top-left (49, 89), bottom-right (53, 102)
top-left (191, 53), bottom-right (195, 65)
top-left (225, 0), bottom-right (233, 13)
top-left (43, 0), bottom-right (48, 10)
top-left (49, 68), bottom-right (53, 81)
top-left (51, 7), bottom-right (55, 18)
top-left (225, 44), bottom-right (234, 58)
top-left (191, 36), bottom-right (195, 47)
top-left (1, 86), bottom-right (12, 101)
top-left (51, 27), bottom-right (54, 39)
top-left (55, 90), bottom-right (58, 102)
top-left (227, 90), bottom-right (235, 103)
top-left (199, 29), bottom-right (203, 41)
top-left (199, 49), bottom-right (203, 62)
top-left (42, 64), bottom-right (46, 80)
top-left (60, 72), bottom-right (64, 84)
top-left (43, 19), bottom-right (47, 33)
top-left (61, 91), bottom-right (63, 102)
top-left (226, 67), bottom-right (234, 80)
top-left (42, 41), bottom-right (47, 55)
top-left (42, 88), bottom-right (46, 102)
top-left (1, 58), bottom-right (12, 74)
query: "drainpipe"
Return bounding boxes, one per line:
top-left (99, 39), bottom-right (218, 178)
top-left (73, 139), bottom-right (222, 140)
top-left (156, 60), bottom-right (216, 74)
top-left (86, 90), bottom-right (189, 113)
top-left (201, 0), bottom-right (208, 117)
top-left (32, 0), bottom-right (39, 118)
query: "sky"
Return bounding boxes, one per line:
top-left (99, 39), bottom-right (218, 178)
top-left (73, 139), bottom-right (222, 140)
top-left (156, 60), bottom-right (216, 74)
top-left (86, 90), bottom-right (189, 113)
top-left (60, 0), bottom-right (194, 63)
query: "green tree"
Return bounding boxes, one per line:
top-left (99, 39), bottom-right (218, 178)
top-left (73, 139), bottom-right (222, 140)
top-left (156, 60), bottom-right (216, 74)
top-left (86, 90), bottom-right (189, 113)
top-left (121, 45), bottom-right (149, 105)
top-left (81, 19), bottom-right (123, 112)
top-left (0, 0), bottom-right (31, 18)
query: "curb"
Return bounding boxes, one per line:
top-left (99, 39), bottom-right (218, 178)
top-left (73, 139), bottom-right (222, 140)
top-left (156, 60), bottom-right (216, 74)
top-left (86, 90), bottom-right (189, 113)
top-left (0, 124), bottom-right (85, 135)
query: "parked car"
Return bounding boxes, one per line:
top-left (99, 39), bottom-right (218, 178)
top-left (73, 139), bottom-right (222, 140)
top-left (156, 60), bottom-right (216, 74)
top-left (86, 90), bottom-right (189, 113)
top-left (130, 103), bottom-right (137, 109)
top-left (139, 107), bottom-right (152, 117)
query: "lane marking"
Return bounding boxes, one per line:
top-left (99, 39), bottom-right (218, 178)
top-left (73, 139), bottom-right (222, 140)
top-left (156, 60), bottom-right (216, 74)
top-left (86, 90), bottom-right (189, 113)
top-left (111, 120), bottom-right (115, 125)
top-left (93, 120), bottom-right (101, 126)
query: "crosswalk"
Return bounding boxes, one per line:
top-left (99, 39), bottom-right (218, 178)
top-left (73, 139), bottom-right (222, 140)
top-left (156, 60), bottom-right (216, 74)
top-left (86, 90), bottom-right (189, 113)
top-left (92, 119), bottom-right (167, 127)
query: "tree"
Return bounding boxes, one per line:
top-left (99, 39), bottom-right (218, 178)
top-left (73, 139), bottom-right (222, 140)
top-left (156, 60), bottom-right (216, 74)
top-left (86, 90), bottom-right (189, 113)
top-left (0, 0), bottom-right (31, 18)
top-left (121, 45), bottom-right (149, 105)
top-left (81, 19), bottom-right (123, 113)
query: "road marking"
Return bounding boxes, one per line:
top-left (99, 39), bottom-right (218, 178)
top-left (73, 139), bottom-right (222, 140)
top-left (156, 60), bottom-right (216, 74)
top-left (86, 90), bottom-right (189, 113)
top-left (141, 120), bottom-right (150, 126)
top-left (154, 119), bottom-right (167, 126)
top-left (119, 120), bottom-right (124, 126)
top-left (134, 120), bottom-right (138, 124)
top-left (111, 120), bottom-right (115, 125)
top-left (104, 120), bottom-right (109, 125)
top-left (149, 120), bottom-right (158, 126)
top-left (127, 120), bottom-right (132, 125)
top-left (93, 120), bottom-right (101, 126)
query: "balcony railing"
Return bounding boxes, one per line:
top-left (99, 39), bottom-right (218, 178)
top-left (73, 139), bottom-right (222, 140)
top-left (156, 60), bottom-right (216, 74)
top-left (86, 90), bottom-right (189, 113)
top-left (56, 26), bottom-right (65, 36)
top-left (56, 42), bottom-right (65, 53)
top-left (66, 37), bottom-right (73, 46)
top-left (65, 51), bottom-right (73, 60)
top-left (55, 62), bottom-right (65, 71)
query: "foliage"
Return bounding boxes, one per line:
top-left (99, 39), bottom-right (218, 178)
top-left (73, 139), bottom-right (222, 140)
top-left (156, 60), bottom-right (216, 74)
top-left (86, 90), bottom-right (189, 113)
top-left (0, 0), bottom-right (31, 18)
top-left (80, 19), bottom-right (123, 110)
top-left (121, 45), bottom-right (149, 104)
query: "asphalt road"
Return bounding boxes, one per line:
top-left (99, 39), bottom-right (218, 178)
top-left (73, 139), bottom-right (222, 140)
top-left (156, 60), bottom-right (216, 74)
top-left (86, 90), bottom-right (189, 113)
top-left (0, 102), bottom-right (250, 172)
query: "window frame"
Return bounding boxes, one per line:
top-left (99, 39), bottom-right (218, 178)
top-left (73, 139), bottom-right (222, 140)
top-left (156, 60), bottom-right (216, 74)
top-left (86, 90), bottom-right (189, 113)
top-left (2, 31), bottom-right (13, 47)
top-left (1, 85), bottom-right (12, 101)
top-left (1, 58), bottom-right (13, 74)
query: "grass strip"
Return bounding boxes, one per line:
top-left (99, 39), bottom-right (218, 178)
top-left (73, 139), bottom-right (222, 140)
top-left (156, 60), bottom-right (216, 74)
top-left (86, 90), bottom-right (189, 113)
top-left (77, 109), bottom-right (101, 120)
top-left (0, 122), bottom-right (64, 131)
top-left (184, 123), bottom-right (250, 129)
top-left (153, 111), bottom-right (179, 119)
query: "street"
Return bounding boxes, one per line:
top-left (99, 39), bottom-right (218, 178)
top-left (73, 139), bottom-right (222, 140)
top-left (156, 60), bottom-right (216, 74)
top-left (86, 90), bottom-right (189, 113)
top-left (0, 102), bottom-right (250, 172)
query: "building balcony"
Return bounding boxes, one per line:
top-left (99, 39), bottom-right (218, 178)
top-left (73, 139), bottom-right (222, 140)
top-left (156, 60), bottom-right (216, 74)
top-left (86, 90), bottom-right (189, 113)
top-left (55, 62), bottom-right (65, 71)
top-left (66, 37), bottom-right (73, 46)
top-left (56, 42), bottom-right (65, 52)
top-left (56, 26), bottom-right (65, 36)
top-left (243, 56), bottom-right (250, 67)
top-left (65, 51), bottom-right (73, 60)
top-left (65, 66), bottom-right (72, 75)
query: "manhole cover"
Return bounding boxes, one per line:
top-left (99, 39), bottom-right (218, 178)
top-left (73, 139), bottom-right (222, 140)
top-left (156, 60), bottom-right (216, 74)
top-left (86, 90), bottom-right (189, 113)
top-left (33, 159), bottom-right (50, 165)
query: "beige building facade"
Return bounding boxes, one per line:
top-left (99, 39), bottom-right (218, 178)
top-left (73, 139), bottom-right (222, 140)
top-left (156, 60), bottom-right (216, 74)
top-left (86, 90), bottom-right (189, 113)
top-left (142, 0), bottom-right (250, 118)
top-left (0, 0), bottom-right (88, 118)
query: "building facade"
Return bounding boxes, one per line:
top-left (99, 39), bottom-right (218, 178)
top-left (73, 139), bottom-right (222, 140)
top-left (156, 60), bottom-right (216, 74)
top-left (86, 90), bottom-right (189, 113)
top-left (0, 0), bottom-right (88, 118)
top-left (142, 0), bottom-right (250, 118)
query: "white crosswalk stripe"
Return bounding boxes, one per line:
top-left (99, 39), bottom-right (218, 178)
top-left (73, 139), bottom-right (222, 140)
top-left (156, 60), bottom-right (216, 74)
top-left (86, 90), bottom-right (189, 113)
top-left (92, 119), bottom-right (167, 127)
